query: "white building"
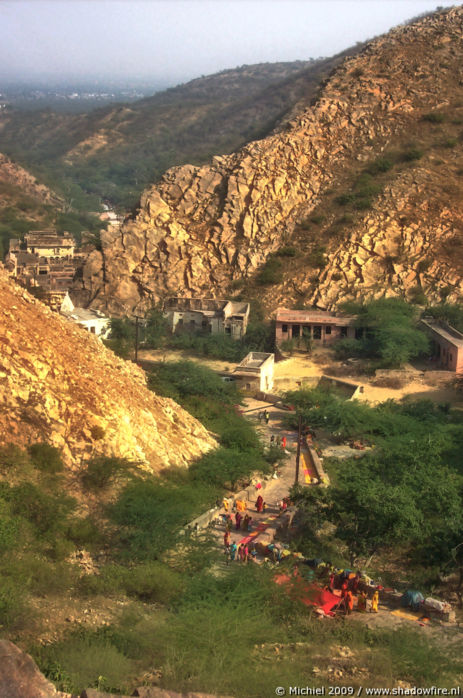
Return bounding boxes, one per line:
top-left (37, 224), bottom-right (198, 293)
top-left (232, 352), bottom-right (275, 392)
top-left (60, 294), bottom-right (110, 339)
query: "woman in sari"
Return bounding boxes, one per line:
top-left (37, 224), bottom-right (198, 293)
top-left (256, 495), bottom-right (264, 513)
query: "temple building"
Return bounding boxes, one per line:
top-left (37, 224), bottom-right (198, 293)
top-left (6, 231), bottom-right (79, 310)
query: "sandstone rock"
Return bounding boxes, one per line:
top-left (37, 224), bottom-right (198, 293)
top-left (0, 639), bottom-right (66, 698)
top-left (75, 7), bottom-right (463, 313)
top-left (0, 268), bottom-right (215, 471)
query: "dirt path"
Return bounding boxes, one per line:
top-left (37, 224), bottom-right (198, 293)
top-left (214, 398), bottom-right (308, 556)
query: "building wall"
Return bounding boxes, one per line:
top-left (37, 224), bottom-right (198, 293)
top-left (429, 334), bottom-right (463, 372)
top-left (259, 357), bottom-right (274, 391)
top-left (275, 320), bottom-right (355, 346)
top-left (28, 246), bottom-right (74, 258)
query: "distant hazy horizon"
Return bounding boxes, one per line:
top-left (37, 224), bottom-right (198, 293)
top-left (0, 0), bottom-right (458, 88)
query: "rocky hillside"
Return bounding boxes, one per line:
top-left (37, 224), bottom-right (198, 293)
top-left (0, 152), bottom-right (65, 257)
top-left (75, 7), bottom-right (463, 314)
top-left (0, 56), bottom-right (359, 208)
top-left (0, 267), bottom-right (214, 469)
top-left (0, 152), bottom-right (61, 206)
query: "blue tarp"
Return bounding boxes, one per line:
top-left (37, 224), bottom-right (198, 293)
top-left (401, 590), bottom-right (424, 610)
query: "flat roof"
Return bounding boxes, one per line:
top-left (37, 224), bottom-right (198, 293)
top-left (62, 308), bottom-right (109, 323)
top-left (421, 319), bottom-right (463, 348)
top-left (275, 307), bottom-right (356, 325)
top-left (236, 351), bottom-right (274, 369)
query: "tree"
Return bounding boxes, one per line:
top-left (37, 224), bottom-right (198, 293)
top-left (144, 308), bottom-right (169, 349)
top-left (338, 298), bottom-right (430, 367)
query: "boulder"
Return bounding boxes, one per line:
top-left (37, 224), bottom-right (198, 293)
top-left (0, 639), bottom-right (67, 698)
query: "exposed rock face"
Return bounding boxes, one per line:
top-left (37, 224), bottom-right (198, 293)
top-left (0, 639), bottom-right (67, 698)
top-left (76, 7), bottom-right (463, 313)
top-left (0, 267), bottom-right (214, 470)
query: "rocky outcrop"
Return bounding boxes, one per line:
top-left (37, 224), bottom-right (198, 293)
top-left (76, 7), bottom-right (463, 313)
top-left (0, 267), bottom-right (214, 470)
top-left (0, 639), bottom-right (68, 698)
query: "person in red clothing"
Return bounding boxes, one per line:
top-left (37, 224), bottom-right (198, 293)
top-left (256, 494), bottom-right (264, 513)
top-left (235, 511), bottom-right (242, 530)
top-left (281, 436), bottom-right (287, 449)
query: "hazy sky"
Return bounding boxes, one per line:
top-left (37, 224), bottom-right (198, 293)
top-left (0, 0), bottom-right (458, 86)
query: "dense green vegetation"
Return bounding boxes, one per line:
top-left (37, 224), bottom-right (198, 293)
top-left (426, 302), bottom-right (463, 333)
top-left (334, 298), bottom-right (430, 367)
top-left (285, 387), bottom-right (463, 587)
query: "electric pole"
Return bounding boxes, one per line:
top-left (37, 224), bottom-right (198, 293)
top-left (134, 315), bottom-right (141, 363)
top-left (295, 414), bottom-right (302, 486)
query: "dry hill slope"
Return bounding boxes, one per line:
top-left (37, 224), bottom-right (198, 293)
top-left (76, 7), bottom-right (463, 313)
top-left (0, 267), bottom-right (214, 469)
top-left (0, 152), bottom-right (62, 206)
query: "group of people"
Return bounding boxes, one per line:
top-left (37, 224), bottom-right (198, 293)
top-left (223, 531), bottom-right (255, 564)
top-left (328, 571), bottom-right (380, 615)
top-left (258, 410), bottom-right (270, 424)
top-left (269, 434), bottom-right (287, 449)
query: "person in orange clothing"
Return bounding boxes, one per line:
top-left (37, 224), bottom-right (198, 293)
top-left (345, 589), bottom-right (354, 615)
top-left (371, 590), bottom-right (379, 613)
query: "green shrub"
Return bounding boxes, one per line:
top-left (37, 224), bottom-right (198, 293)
top-left (109, 479), bottom-right (218, 559)
top-left (0, 577), bottom-right (27, 629)
top-left (0, 444), bottom-right (32, 474)
top-left (255, 256), bottom-right (283, 285)
top-left (408, 286), bottom-right (427, 305)
top-left (122, 561), bottom-right (184, 603)
top-left (35, 636), bottom-right (133, 694)
top-left (309, 214), bottom-right (325, 224)
top-left (28, 443), bottom-right (64, 474)
top-left (422, 112), bottom-right (446, 123)
top-left (0, 504), bottom-right (20, 553)
top-left (66, 517), bottom-right (102, 548)
top-left (307, 246), bottom-right (327, 269)
top-left (335, 192), bottom-right (356, 206)
top-left (190, 446), bottom-right (269, 488)
top-left (275, 245), bottom-right (297, 257)
top-left (10, 482), bottom-right (76, 535)
top-left (5, 554), bottom-right (76, 595)
top-left (442, 138), bottom-right (458, 148)
top-left (402, 146), bottom-right (424, 161)
top-left (366, 157), bottom-right (393, 175)
top-left (353, 197), bottom-right (373, 210)
top-left (81, 456), bottom-right (136, 490)
top-left (148, 360), bottom-right (239, 404)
